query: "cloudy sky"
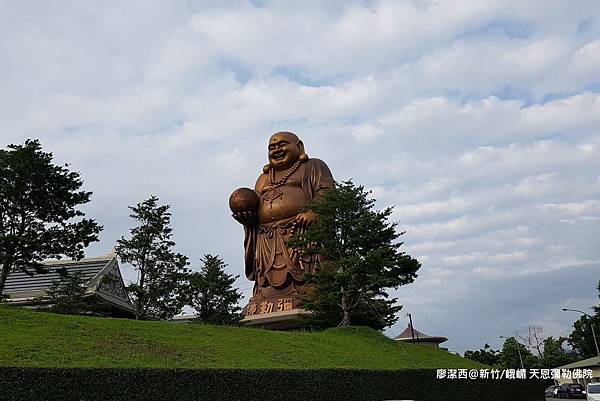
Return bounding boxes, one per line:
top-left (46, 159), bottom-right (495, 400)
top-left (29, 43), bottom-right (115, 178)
top-left (2, 0), bottom-right (599, 353)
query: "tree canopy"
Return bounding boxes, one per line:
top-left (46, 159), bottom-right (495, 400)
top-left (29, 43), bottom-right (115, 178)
top-left (541, 336), bottom-right (578, 368)
top-left (0, 139), bottom-right (101, 298)
top-left (499, 336), bottom-right (537, 369)
top-left (463, 344), bottom-right (502, 367)
top-left (116, 196), bottom-right (189, 320)
top-left (186, 254), bottom-right (242, 325)
top-left (288, 180), bottom-right (420, 329)
top-left (568, 280), bottom-right (600, 358)
top-left (465, 327), bottom-right (579, 369)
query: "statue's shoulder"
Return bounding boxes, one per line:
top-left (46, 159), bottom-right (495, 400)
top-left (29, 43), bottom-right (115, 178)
top-left (306, 158), bottom-right (329, 170)
top-left (255, 172), bottom-right (268, 191)
top-left (305, 158), bottom-right (334, 181)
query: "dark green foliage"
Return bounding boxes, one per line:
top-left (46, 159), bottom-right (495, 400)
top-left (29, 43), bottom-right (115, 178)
top-left (569, 313), bottom-right (600, 358)
top-left (43, 269), bottom-right (91, 315)
top-left (499, 337), bottom-right (538, 369)
top-left (0, 139), bottom-right (102, 297)
top-left (187, 254), bottom-right (242, 325)
top-left (540, 336), bottom-right (578, 368)
top-left (289, 180), bottom-right (420, 329)
top-left (116, 196), bottom-right (189, 320)
top-left (568, 280), bottom-right (600, 358)
top-left (0, 367), bottom-right (546, 401)
top-left (466, 335), bottom-right (579, 369)
top-left (464, 344), bottom-right (502, 367)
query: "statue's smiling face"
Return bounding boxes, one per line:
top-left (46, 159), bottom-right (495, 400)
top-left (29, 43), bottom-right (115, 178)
top-left (268, 132), bottom-right (302, 171)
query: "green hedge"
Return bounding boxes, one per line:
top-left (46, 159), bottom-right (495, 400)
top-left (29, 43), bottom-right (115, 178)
top-left (0, 368), bottom-right (545, 401)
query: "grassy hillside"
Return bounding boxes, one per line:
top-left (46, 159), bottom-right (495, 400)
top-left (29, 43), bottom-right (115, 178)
top-left (0, 306), bottom-right (482, 369)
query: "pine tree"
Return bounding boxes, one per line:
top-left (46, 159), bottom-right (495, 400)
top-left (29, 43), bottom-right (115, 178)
top-left (0, 139), bottom-right (102, 298)
top-left (187, 254), bottom-right (242, 325)
top-left (116, 196), bottom-right (189, 320)
top-left (288, 180), bottom-right (420, 329)
top-left (44, 269), bottom-right (91, 315)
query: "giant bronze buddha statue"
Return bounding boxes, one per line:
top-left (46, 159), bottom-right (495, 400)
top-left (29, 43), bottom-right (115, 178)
top-left (230, 132), bottom-right (334, 320)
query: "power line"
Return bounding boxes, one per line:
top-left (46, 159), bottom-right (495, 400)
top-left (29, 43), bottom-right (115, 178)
top-left (363, 299), bottom-right (417, 368)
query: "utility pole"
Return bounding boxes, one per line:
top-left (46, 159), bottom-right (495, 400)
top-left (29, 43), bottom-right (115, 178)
top-left (408, 313), bottom-right (415, 342)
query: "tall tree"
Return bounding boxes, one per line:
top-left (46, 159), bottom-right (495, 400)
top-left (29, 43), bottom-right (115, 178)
top-left (0, 139), bottom-right (101, 298)
top-left (187, 254), bottom-right (242, 325)
top-left (499, 336), bottom-right (538, 369)
top-left (540, 336), bottom-right (578, 368)
top-left (568, 281), bottom-right (600, 358)
top-left (116, 196), bottom-right (189, 320)
top-left (288, 180), bottom-right (420, 329)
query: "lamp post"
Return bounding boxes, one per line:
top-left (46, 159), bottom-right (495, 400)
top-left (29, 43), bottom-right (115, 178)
top-left (500, 335), bottom-right (524, 369)
top-left (562, 308), bottom-right (600, 357)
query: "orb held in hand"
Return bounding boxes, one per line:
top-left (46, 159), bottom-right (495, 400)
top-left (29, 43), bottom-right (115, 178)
top-left (229, 187), bottom-right (260, 214)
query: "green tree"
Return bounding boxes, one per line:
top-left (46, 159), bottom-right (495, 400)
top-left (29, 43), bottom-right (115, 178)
top-left (0, 139), bottom-right (102, 298)
top-left (44, 269), bottom-right (92, 315)
top-left (289, 180), bottom-right (420, 329)
top-left (116, 196), bottom-right (189, 320)
top-left (568, 280), bottom-right (600, 358)
top-left (540, 336), bottom-right (578, 368)
top-left (187, 254), bottom-right (242, 325)
top-left (466, 332), bottom-right (579, 369)
top-left (499, 337), bottom-right (538, 369)
top-left (464, 344), bottom-right (502, 367)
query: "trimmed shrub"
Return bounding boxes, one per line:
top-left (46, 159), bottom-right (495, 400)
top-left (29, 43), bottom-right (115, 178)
top-left (0, 367), bottom-right (545, 401)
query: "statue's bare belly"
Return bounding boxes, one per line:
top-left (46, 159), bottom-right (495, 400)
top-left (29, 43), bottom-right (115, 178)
top-left (258, 182), bottom-right (307, 224)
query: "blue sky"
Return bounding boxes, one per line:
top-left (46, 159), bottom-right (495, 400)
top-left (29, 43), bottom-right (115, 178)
top-left (1, 0), bottom-right (599, 353)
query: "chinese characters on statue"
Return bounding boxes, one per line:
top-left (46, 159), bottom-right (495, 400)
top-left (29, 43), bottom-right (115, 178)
top-left (246, 298), bottom-right (295, 316)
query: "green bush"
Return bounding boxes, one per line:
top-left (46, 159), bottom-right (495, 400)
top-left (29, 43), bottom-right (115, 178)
top-left (0, 367), bottom-right (545, 401)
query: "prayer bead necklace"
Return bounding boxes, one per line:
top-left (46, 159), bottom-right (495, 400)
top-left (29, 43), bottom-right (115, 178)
top-left (268, 159), bottom-right (302, 188)
top-left (263, 159), bottom-right (302, 209)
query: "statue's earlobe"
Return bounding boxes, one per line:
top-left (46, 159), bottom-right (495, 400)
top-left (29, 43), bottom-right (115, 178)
top-left (263, 164), bottom-right (270, 173)
top-left (297, 140), bottom-right (309, 163)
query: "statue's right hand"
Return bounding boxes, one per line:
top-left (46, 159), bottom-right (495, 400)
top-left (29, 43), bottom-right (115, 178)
top-left (232, 211), bottom-right (257, 226)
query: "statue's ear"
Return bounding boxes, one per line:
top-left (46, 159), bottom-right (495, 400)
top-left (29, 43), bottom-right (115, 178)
top-left (297, 140), bottom-right (309, 162)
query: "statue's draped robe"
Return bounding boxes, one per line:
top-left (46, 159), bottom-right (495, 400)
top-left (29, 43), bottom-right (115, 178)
top-left (244, 158), bottom-right (334, 298)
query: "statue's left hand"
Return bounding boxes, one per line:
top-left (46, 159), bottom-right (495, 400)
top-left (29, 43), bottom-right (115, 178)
top-left (295, 211), bottom-right (317, 228)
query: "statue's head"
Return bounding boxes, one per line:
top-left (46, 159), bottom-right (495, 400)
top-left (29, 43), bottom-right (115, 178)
top-left (267, 131), bottom-right (306, 171)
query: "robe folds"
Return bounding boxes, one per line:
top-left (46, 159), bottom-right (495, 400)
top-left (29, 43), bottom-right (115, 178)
top-left (243, 158), bottom-right (334, 297)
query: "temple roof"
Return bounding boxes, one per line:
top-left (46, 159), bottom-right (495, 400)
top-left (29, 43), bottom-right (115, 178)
top-left (4, 255), bottom-right (113, 295)
top-left (4, 253), bottom-right (133, 315)
top-left (393, 324), bottom-right (448, 344)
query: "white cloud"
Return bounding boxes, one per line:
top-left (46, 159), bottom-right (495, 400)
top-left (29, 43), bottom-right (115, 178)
top-left (538, 200), bottom-right (600, 215)
top-left (393, 197), bottom-right (472, 222)
top-left (472, 267), bottom-right (502, 278)
top-left (574, 38), bottom-right (600, 73)
top-left (512, 173), bottom-right (558, 197)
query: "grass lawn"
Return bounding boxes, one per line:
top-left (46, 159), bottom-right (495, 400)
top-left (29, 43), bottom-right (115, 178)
top-left (0, 305), bottom-right (484, 369)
